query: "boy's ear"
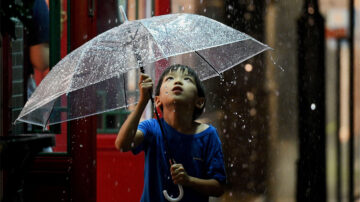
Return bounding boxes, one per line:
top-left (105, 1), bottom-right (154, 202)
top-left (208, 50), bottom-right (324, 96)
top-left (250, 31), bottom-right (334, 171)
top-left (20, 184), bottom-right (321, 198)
top-left (195, 97), bottom-right (205, 109)
top-left (154, 95), bottom-right (162, 108)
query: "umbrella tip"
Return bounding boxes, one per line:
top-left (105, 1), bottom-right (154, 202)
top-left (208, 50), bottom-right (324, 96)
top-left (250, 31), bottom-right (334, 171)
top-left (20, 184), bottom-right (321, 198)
top-left (119, 5), bottom-right (128, 22)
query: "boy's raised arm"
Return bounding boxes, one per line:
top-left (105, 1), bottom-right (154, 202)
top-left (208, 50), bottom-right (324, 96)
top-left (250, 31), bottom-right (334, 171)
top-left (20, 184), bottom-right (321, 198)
top-left (115, 73), bottom-right (153, 152)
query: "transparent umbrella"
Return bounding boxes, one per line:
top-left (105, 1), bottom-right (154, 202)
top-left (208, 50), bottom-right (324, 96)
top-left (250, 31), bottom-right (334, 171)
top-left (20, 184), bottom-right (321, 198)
top-left (15, 10), bottom-right (270, 201)
top-left (16, 12), bottom-right (270, 127)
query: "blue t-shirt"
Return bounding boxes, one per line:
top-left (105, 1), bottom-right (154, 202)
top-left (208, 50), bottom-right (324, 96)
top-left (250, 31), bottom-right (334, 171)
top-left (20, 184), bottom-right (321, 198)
top-left (133, 118), bottom-right (226, 202)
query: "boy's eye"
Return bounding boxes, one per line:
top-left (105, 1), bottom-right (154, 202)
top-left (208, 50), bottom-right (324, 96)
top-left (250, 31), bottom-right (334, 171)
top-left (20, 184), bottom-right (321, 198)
top-left (184, 77), bottom-right (193, 82)
top-left (165, 76), bottom-right (173, 81)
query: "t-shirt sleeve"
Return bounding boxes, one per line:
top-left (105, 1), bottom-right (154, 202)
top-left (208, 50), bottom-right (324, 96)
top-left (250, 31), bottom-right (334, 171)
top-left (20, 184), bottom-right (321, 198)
top-left (205, 128), bottom-right (227, 184)
top-left (28, 0), bottom-right (49, 46)
top-left (132, 119), bottom-right (155, 155)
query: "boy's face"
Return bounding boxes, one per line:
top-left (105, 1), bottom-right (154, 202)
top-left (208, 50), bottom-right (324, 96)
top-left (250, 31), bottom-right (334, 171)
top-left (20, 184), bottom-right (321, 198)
top-left (155, 68), bottom-right (204, 110)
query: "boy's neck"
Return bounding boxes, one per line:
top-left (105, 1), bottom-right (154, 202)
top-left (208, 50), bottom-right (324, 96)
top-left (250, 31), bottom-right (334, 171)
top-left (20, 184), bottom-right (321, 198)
top-left (162, 104), bottom-right (197, 134)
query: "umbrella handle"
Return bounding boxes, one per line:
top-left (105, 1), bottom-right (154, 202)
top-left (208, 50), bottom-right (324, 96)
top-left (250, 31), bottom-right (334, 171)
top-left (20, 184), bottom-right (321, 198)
top-left (163, 185), bottom-right (184, 202)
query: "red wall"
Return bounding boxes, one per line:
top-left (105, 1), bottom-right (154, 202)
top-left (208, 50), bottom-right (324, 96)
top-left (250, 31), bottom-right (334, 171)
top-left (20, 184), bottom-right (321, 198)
top-left (97, 135), bottom-right (144, 202)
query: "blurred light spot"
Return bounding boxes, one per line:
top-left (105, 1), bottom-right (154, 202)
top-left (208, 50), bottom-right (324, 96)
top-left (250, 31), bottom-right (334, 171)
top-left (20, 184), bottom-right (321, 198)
top-left (79, 144), bottom-right (83, 148)
top-left (311, 103), bottom-right (316, 110)
top-left (308, 6), bottom-right (315, 14)
top-left (244, 63), bottom-right (253, 72)
top-left (250, 108), bottom-right (257, 116)
top-left (246, 92), bottom-right (254, 101)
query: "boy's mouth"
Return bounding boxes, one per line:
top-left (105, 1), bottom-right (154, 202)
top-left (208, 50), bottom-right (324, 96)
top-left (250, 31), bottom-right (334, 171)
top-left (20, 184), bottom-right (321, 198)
top-left (172, 86), bottom-right (183, 93)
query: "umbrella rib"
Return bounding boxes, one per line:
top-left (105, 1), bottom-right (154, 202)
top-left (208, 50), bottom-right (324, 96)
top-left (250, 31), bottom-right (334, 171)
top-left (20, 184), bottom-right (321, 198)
top-left (123, 74), bottom-right (128, 107)
top-left (66, 39), bottom-right (97, 94)
top-left (139, 21), bottom-right (168, 60)
top-left (164, 26), bottom-right (221, 76)
top-left (194, 51), bottom-right (220, 75)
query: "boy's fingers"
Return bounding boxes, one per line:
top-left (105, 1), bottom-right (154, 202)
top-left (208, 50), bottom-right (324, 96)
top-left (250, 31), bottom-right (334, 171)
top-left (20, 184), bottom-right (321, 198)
top-left (139, 73), bottom-right (150, 82)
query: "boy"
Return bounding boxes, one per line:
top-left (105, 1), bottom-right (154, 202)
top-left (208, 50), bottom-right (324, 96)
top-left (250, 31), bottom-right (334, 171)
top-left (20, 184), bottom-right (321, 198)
top-left (115, 64), bottom-right (226, 202)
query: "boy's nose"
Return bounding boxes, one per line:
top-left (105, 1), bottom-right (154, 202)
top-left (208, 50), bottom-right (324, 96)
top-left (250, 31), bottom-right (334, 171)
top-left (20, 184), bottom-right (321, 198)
top-left (174, 80), bottom-right (183, 85)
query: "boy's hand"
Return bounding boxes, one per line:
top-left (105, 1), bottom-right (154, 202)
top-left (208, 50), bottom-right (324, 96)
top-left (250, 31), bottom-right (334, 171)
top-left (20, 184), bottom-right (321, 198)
top-left (170, 164), bottom-right (190, 186)
top-left (138, 73), bottom-right (153, 103)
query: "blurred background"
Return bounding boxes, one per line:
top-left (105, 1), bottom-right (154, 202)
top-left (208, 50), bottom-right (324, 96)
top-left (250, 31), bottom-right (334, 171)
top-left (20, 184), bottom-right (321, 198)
top-left (1, 0), bottom-right (359, 201)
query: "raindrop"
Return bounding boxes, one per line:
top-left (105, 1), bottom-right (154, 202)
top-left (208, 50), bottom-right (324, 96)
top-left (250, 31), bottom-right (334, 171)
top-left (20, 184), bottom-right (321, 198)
top-left (203, 8), bottom-right (207, 13)
top-left (181, 6), bottom-right (185, 11)
top-left (228, 5), bottom-right (233, 10)
top-left (79, 144), bottom-right (83, 148)
top-left (131, 142), bottom-right (135, 148)
top-left (311, 103), bottom-right (316, 110)
top-left (242, 125), bottom-right (246, 130)
top-left (227, 14), bottom-right (231, 19)
top-left (108, 19), bottom-right (112, 24)
top-left (224, 115), bottom-right (228, 120)
top-left (229, 192), bottom-right (233, 197)
top-left (83, 34), bottom-right (88, 40)
top-left (223, 129), bottom-right (227, 134)
top-left (248, 139), bottom-right (252, 143)
top-left (230, 163), bottom-right (234, 167)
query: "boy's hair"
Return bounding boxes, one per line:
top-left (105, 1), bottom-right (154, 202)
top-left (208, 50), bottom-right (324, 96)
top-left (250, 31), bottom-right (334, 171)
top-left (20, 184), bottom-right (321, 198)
top-left (155, 64), bottom-right (206, 120)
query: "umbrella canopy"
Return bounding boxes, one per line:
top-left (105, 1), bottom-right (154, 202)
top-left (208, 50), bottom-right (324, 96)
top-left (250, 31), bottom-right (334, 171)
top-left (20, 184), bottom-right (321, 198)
top-left (15, 12), bottom-right (271, 127)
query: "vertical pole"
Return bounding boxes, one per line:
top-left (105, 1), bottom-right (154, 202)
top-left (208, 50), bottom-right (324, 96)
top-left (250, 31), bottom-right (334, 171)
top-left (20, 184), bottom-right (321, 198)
top-left (296, 0), bottom-right (326, 201)
top-left (348, 0), bottom-right (354, 201)
top-left (336, 38), bottom-right (341, 202)
top-left (69, 1), bottom-right (97, 202)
